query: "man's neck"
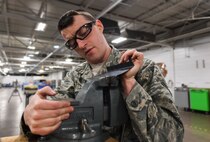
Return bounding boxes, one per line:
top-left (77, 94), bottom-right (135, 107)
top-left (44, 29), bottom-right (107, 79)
top-left (101, 45), bottom-right (112, 63)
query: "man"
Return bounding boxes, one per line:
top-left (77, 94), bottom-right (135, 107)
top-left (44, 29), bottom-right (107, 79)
top-left (21, 10), bottom-right (184, 141)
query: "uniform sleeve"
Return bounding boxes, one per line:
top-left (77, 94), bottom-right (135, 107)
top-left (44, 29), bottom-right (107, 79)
top-left (54, 63), bottom-right (92, 99)
top-left (53, 71), bottom-right (77, 99)
top-left (125, 60), bottom-right (184, 142)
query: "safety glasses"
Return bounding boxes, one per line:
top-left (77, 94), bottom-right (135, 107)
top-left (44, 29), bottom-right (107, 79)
top-left (65, 21), bottom-right (96, 50)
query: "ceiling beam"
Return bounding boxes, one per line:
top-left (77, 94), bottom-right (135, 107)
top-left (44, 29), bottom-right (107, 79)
top-left (31, 0), bottom-right (48, 40)
top-left (0, 0), bottom-right (6, 14)
top-left (3, 0), bottom-right (9, 44)
top-left (2, 46), bottom-right (84, 60)
top-left (0, 0), bottom-right (9, 64)
top-left (136, 26), bottom-right (210, 50)
top-left (160, 1), bottom-right (210, 27)
top-left (96, 0), bottom-right (122, 19)
top-left (26, 43), bottom-right (65, 74)
top-left (17, 0), bottom-right (38, 16)
top-left (0, 11), bottom-right (57, 26)
top-left (50, 0), bottom-right (169, 32)
top-left (122, 0), bottom-right (184, 32)
top-left (12, 35), bottom-right (28, 47)
top-left (0, 32), bottom-right (63, 44)
top-left (0, 43), bottom-right (8, 62)
top-left (83, 0), bottom-right (95, 10)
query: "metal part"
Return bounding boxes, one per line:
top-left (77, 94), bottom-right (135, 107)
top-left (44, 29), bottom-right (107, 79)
top-left (40, 61), bottom-right (133, 142)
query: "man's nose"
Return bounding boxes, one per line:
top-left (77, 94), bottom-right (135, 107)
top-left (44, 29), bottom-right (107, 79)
top-left (76, 39), bottom-right (86, 49)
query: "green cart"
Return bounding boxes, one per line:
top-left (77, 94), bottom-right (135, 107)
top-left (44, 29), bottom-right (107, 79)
top-left (189, 88), bottom-right (210, 112)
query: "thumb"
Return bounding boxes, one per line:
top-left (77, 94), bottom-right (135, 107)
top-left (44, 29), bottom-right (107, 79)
top-left (35, 86), bottom-right (56, 99)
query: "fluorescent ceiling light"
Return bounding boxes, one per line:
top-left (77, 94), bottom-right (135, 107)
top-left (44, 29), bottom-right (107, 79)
top-left (28, 46), bottom-right (36, 50)
top-left (21, 61), bottom-right (27, 65)
top-left (58, 61), bottom-right (79, 65)
top-left (35, 22), bottom-right (47, 31)
top-left (3, 68), bottom-right (10, 73)
top-left (65, 58), bottom-right (73, 62)
top-left (29, 40), bottom-right (32, 45)
top-left (40, 11), bottom-right (45, 18)
top-left (45, 68), bottom-right (49, 71)
top-left (20, 65), bottom-right (25, 68)
top-left (54, 45), bottom-right (60, 49)
top-left (23, 56), bottom-right (30, 60)
top-left (19, 68), bottom-right (26, 72)
top-left (0, 62), bottom-right (4, 66)
top-left (0, 68), bottom-right (6, 75)
top-left (28, 54), bottom-right (34, 57)
top-left (35, 51), bottom-right (39, 55)
top-left (111, 37), bottom-right (127, 44)
top-left (38, 69), bottom-right (44, 73)
top-left (50, 65), bottom-right (64, 69)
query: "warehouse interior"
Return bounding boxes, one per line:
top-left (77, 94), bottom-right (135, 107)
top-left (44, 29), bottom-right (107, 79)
top-left (0, 0), bottom-right (210, 141)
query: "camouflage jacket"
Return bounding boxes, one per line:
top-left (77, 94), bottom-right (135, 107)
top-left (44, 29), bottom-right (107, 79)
top-left (54, 47), bottom-right (184, 142)
top-left (21, 47), bottom-right (184, 142)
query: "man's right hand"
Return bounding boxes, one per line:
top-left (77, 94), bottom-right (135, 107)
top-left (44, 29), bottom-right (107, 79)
top-left (23, 86), bottom-right (74, 135)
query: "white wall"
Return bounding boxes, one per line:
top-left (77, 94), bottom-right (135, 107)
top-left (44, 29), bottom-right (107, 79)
top-left (143, 34), bottom-right (210, 91)
top-left (0, 71), bottom-right (64, 85)
top-left (1, 75), bottom-right (33, 85)
top-left (32, 76), bottom-right (48, 81)
top-left (47, 71), bottom-right (63, 80)
top-left (174, 35), bottom-right (210, 88)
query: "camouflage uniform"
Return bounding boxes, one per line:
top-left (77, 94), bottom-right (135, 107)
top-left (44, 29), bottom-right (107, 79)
top-left (21, 47), bottom-right (184, 142)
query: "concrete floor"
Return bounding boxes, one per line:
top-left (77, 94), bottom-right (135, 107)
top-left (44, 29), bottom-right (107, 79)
top-left (0, 87), bottom-right (210, 141)
top-left (0, 88), bottom-right (25, 137)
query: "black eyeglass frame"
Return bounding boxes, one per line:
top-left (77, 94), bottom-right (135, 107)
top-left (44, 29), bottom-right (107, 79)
top-left (65, 21), bottom-right (96, 50)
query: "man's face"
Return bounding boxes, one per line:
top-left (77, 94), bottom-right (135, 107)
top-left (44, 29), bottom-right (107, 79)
top-left (61, 15), bottom-right (110, 64)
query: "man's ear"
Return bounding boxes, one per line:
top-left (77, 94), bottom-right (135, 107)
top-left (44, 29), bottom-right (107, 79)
top-left (95, 19), bottom-right (104, 32)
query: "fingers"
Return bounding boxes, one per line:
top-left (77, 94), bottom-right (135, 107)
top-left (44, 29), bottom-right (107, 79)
top-left (120, 49), bottom-right (136, 63)
top-left (30, 113), bottom-right (69, 129)
top-left (24, 85), bottom-right (76, 135)
top-left (35, 86), bottom-right (56, 99)
top-left (120, 49), bottom-right (144, 62)
top-left (120, 49), bottom-right (144, 66)
top-left (34, 99), bottom-right (71, 110)
top-left (24, 99), bottom-right (74, 135)
top-left (32, 106), bottom-right (73, 120)
top-left (131, 50), bottom-right (143, 61)
top-left (120, 49), bottom-right (144, 79)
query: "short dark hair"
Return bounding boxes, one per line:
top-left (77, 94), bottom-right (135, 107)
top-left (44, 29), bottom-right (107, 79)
top-left (57, 10), bottom-right (96, 33)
